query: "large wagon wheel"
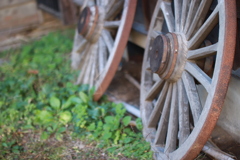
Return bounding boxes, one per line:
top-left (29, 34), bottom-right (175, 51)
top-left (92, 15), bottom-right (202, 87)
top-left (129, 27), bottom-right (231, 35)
top-left (140, 0), bottom-right (236, 159)
top-left (71, 0), bottom-right (136, 101)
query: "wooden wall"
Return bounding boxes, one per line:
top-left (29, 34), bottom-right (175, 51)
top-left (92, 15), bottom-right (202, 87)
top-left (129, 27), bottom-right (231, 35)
top-left (0, 0), bottom-right (43, 35)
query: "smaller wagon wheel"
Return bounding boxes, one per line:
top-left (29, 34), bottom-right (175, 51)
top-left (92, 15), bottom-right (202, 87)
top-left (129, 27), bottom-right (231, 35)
top-left (71, 0), bottom-right (136, 101)
top-left (140, 0), bottom-right (237, 159)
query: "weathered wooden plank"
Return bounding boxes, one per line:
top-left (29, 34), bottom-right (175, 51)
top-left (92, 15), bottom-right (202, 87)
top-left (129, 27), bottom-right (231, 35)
top-left (60, 0), bottom-right (77, 25)
top-left (0, 1), bottom-right (42, 32)
top-left (0, 0), bottom-right (32, 9)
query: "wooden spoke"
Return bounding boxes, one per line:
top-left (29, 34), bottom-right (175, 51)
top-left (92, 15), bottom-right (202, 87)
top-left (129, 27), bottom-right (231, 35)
top-left (89, 44), bottom-right (98, 88)
top-left (174, 0), bottom-right (182, 32)
top-left (98, 36), bottom-right (107, 74)
top-left (151, 30), bottom-right (160, 39)
top-left (75, 39), bottom-right (87, 53)
top-left (154, 83), bottom-right (173, 145)
top-left (145, 79), bottom-right (165, 101)
top-left (96, 0), bottom-right (104, 6)
top-left (185, 62), bottom-right (211, 92)
top-left (76, 48), bottom-right (92, 84)
top-left (180, 0), bottom-right (191, 32)
top-left (187, 43), bottom-right (218, 60)
top-left (188, 5), bottom-right (219, 49)
top-left (105, 0), bottom-right (124, 20)
top-left (104, 20), bottom-right (121, 28)
top-left (101, 29), bottom-right (114, 54)
top-left (160, 2), bottom-right (175, 32)
top-left (177, 79), bottom-right (190, 146)
top-left (183, 0), bottom-right (201, 34)
top-left (105, 0), bottom-right (117, 14)
top-left (165, 83), bottom-right (178, 153)
top-left (182, 71), bottom-right (202, 125)
top-left (83, 50), bottom-right (95, 85)
top-left (148, 82), bottom-right (169, 128)
top-left (72, 30), bottom-right (87, 53)
top-left (186, 0), bottom-right (213, 39)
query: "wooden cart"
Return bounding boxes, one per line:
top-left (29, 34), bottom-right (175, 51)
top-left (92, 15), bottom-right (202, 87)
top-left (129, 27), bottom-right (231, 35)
top-left (39, 0), bottom-right (240, 159)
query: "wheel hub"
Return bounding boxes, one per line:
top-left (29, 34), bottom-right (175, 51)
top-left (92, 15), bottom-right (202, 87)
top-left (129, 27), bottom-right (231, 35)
top-left (149, 33), bottom-right (187, 82)
top-left (78, 6), bottom-right (105, 43)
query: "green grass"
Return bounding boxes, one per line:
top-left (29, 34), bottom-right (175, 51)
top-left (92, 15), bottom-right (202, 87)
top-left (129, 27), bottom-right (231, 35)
top-left (0, 30), bottom-right (152, 159)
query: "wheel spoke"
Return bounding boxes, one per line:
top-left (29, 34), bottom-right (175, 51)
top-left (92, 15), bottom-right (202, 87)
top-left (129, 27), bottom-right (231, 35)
top-left (165, 83), bottom-right (178, 153)
top-left (98, 37), bottom-right (107, 74)
top-left (154, 83), bottom-right (173, 145)
top-left (160, 1), bottom-right (175, 32)
top-left (96, 0), bottom-right (104, 6)
top-left (145, 78), bottom-right (165, 101)
top-left (104, 20), bottom-right (121, 28)
top-left (105, 0), bottom-right (117, 14)
top-left (89, 44), bottom-right (98, 88)
top-left (174, 0), bottom-right (182, 32)
top-left (182, 71), bottom-right (202, 125)
top-left (101, 29), bottom-right (114, 54)
top-left (177, 79), bottom-right (190, 146)
top-left (105, 0), bottom-right (124, 20)
top-left (76, 49), bottom-right (91, 84)
top-left (151, 30), bottom-right (160, 39)
top-left (187, 43), bottom-right (218, 60)
top-left (183, 0), bottom-right (201, 34)
top-left (83, 48), bottom-right (95, 84)
top-left (75, 39), bottom-right (87, 53)
top-left (180, 0), bottom-right (191, 32)
top-left (148, 82), bottom-right (169, 128)
top-left (72, 30), bottom-right (87, 53)
top-left (186, 0), bottom-right (213, 39)
top-left (188, 5), bottom-right (219, 49)
top-left (185, 62), bottom-right (211, 92)
top-left (71, 43), bottom-right (89, 70)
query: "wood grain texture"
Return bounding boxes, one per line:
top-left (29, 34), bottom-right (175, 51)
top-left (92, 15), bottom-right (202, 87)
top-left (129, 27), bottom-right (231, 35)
top-left (0, 1), bottom-right (42, 32)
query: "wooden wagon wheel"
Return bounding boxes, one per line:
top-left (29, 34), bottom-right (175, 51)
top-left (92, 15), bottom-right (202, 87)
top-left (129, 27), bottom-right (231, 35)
top-left (71, 0), bottom-right (136, 101)
top-left (140, 0), bottom-right (237, 159)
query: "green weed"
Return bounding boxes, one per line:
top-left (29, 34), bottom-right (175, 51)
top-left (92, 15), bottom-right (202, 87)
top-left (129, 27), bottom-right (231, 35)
top-left (0, 30), bottom-right (152, 159)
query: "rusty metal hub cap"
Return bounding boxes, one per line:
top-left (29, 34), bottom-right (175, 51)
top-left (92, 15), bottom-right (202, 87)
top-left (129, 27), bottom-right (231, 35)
top-left (78, 6), bottom-right (105, 43)
top-left (150, 33), bottom-right (187, 82)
